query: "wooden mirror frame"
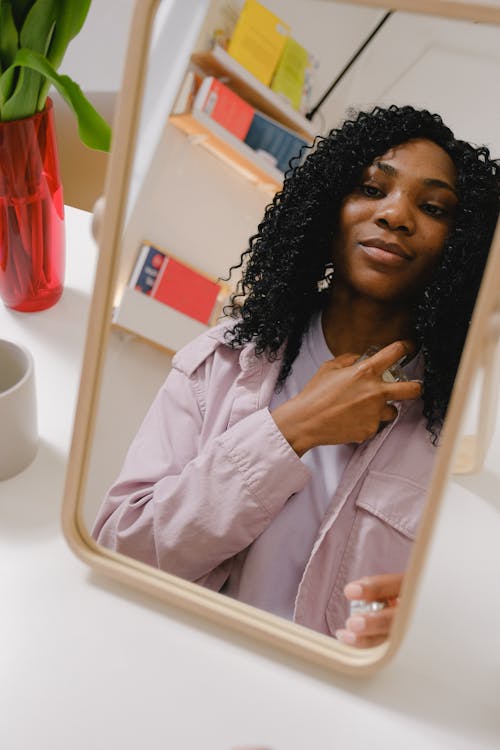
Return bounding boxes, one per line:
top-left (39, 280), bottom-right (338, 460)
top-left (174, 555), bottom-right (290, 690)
top-left (62, 0), bottom-right (500, 676)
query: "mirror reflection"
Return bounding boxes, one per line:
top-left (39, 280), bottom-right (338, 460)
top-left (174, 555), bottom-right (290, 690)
top-left (81, 0), bottom-right (500, 649)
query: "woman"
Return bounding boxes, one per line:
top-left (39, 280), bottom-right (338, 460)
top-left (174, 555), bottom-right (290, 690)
top-left (93, 105), bottom-right (499, 648)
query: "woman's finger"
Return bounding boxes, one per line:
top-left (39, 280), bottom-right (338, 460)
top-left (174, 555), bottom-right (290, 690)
top-left (344, 572), bottom-right (404, 602)
top-left (357, 339), bottom-right (415, 376)
top-left (345, 607), bottom-right (396, 637)
top-left (384, 379), bottom-right (422, 402)
top-left (329, 352), bottom-right (361, 369)
top-left (335, 629), bottom-right (390, 649)
top-left (380, 403), bottom-right (398, 423)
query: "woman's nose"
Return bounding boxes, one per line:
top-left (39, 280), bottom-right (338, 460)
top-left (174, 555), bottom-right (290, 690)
top-left (374, 196), bottom-right (415, 234)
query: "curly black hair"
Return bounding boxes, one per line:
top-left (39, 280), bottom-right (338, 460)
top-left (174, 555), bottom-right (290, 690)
top-left (224, 105), bottom-right (500, 438)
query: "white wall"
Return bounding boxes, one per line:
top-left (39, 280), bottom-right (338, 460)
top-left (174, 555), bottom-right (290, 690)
top-left (61, 0), bottom-right (135, 91)
top-left (324, 10), bottom-right (500, 151)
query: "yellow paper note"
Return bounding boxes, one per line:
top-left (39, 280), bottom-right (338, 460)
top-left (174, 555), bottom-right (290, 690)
top-left (271, 37), bottom-right (309, 110)
top-left (227, 0), bottom-right (290, 86)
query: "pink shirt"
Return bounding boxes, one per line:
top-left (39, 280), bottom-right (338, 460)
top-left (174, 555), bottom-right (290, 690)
top-left (92, 322), bottom-right (435, 636)
top-left (223, 314), bottom-right (354, 618)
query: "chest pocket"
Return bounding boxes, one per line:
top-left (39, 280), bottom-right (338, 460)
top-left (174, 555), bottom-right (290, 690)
top-left (325, 469), bottom-right (426, 635)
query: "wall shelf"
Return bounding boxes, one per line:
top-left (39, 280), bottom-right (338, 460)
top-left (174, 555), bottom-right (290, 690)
top-left (191, 45), bottom-right (317, 142)
top-left (118, 50), bottom-right (316, 353)
top-left (169, 109), bottom-right (283, 194)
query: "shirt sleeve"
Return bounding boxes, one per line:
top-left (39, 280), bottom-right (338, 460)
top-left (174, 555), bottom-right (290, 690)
top-left (91, 365), bottom-right (311, 584)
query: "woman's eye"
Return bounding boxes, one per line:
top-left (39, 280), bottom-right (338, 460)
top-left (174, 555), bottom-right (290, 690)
top-left (360, 184), bottom-right (383, 198)
top-left (422, 203), bottom-right (447, 218)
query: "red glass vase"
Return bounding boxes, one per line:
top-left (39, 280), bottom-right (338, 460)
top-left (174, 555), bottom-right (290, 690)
top-left (0, 98), bottom-right (65, 312)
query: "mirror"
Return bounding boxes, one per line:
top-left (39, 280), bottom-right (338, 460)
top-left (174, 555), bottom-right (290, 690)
top-left (63, 0), bottom-right (500, 674)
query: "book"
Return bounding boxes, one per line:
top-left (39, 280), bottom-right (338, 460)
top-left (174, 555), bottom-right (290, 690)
top-left (270, 37), bottom-right (309, 111)
top-left (227, 0), bottom-right (290, 86)
top-left (129, 243), bottom-right (229, 326)
top-left (193, 76), bottom-right (255, 140)
top-left (128, 244), bottom-right (168, 295)
top-left (244, 110), bottom-right (309, 173)
top-left (152, 256), bottom-right (224, 325)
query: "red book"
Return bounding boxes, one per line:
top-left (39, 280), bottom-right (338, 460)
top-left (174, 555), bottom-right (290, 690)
top-left (195, 76), bottom-right (255, 140)
top-left (151, 256), bottom-right (222, 325)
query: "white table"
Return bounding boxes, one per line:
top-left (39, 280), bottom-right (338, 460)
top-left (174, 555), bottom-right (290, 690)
top-left (1, 206), bottom-right (499, 750)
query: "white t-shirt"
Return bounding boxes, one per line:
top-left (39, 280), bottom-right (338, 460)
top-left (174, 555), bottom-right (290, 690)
top-left (223, 313), bottom-right (354, 619)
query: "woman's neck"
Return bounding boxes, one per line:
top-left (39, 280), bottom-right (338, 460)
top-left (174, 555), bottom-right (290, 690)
top-left (321, 285), bottom-right (413, 357)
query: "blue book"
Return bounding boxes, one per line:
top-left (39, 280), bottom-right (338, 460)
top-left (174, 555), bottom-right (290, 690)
top-left (129, 244), bottom-right (168, 295)
top-left (244, 111), bottom-right (308, 173)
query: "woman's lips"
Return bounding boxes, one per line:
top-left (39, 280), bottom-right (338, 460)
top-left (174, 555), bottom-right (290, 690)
top-left (359, 240), bottom-right (411, 267)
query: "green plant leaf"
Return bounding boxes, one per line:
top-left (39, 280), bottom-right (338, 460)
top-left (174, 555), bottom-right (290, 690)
top-left (0, 66), bottom-right (41, 119)
top-left (11, 0), bottom-right (36, 32)
top-left (0, 1), bottom-right (19, 70)
top-left (0, 66), bottom-right (19, 112)
top-left (3, 0), bottom-right (59, 119)
top-left (46, 0), bottom-right (92, 67)
top-left (1, 48), bottom-right (111, 151)
top-left (37, 0), bottom-right (92, 109)
top-left (20, 0), bottom-right (57, 53)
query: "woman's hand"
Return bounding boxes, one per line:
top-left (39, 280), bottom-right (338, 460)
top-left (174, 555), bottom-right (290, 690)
top-left (335, 573), bottom-right (404, 648)
top-left (271, 340), bottom-right (421, 456)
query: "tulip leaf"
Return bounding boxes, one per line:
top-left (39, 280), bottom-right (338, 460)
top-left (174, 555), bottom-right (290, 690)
top-left (46, 0), bottom-right (92, 67)
top-left (0, 1), bottom-right (110, 152)
top-left (0, 65), bottom-right (18, 110)
top-left (20, 0), bottom-right (57, 53)
top-left (1, 48), bottom-right (111, 151)
top-left (1, 66), bottom-right (41, 120)
top-left (11, 0), bottom-right (36, 32)
top-left (38, 0), bottom-right (92, 109)
top-left (4, 0), bottom-right (59, 119)
top-left (0, 1), bottom-right (18, 70)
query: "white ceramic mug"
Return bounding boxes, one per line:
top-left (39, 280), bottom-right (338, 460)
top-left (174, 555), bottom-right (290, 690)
top-left (0, 339), bottom-right (38, 480)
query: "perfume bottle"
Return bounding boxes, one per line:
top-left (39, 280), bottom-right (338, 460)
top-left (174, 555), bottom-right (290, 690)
top-left (356, 345), bottom-right (409, 383)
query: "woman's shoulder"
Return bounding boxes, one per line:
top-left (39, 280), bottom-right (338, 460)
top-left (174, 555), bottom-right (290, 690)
top-left (171, 318), bottom-right (250, 378)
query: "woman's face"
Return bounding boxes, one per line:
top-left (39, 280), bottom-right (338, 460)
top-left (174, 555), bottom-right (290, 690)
top-left (331, 138), bottom-right (458, 303)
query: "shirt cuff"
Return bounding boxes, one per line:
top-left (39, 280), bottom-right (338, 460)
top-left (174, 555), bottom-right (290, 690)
top-left (217, 408), bottom-right (311, 517)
